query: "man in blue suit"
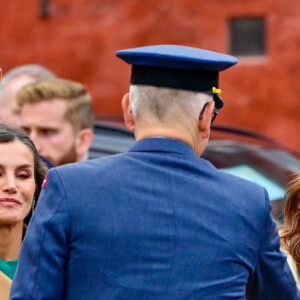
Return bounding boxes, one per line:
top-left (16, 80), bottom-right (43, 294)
top-left (10, 45), bottom-right (299, 299)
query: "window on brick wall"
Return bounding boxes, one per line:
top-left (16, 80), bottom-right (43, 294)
top-left (40, 0), bottom-right (50, 18)
top-left (230, 17), bottom-right (266, 56)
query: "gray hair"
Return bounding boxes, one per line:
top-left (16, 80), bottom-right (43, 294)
top-left (129, 85), bottom-right (211, 126)
top-left (0, 64), bottom-right (56, 100)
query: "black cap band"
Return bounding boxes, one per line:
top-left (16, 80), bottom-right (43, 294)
top-left (131, 65), bottom-right (219, 93)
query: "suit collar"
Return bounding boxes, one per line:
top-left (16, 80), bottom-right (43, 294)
top-left (128, 137), bottom-right (196, 156)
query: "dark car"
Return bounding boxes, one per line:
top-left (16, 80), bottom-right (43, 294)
top-left (89, 121), bottom-right (300, 224)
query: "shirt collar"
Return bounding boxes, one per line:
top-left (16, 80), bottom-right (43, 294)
top-left (128, 137), bottom-right (196, 157)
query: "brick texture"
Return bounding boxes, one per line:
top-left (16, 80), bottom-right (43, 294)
top-left (0, 0), bottom-right (299, 150)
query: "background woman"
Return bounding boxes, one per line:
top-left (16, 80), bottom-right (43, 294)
top-left (280, 174), bottom-right (300, 287)
top-left (0, 124), bottom-right (47, 290)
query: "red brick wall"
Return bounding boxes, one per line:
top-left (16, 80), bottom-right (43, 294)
top-left (0, 0), bottom-right (299, 150)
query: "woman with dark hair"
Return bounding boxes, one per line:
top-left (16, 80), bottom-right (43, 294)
top-left (0, 124), bottom-right (47, 297)
top-left (280, 174), bottom-right (300, 287)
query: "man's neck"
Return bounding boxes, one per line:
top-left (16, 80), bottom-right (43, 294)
top-left (135, 126), bottom-right (196, 151)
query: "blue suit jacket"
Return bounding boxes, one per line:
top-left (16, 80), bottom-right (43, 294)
top-left (10, 138), bottom-right (299, 299)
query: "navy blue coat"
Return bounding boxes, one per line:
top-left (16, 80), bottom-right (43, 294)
top-left (10, 138), bottom-right (299, 299)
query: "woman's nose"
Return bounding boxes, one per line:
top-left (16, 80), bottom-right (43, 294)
top-left (2, 175), bottom-right (17, 194)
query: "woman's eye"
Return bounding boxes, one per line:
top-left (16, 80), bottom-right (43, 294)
top-left (17, 172), bottom-right (31, 179)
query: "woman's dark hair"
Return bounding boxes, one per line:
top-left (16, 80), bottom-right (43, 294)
top-left (0, 124), bottom-right (48, 223)
top-left (280, 174), bottom-right (300, 275)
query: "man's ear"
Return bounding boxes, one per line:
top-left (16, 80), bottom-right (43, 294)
top-left (75, 128), bottom-right (94, 158)
top-left (198, 101), bottom-right (214, 139)
top-left (122, 93), bottom-right (135, 131)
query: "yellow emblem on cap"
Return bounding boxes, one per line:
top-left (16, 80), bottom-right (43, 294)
top-left (212, 87), bottom-right (222, 95)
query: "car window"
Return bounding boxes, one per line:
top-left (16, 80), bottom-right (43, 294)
top-left (89, 122), bottom-right (300, 224)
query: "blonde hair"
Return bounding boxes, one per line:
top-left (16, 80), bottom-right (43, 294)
top-left (17, 78), bottom-right (94, 131)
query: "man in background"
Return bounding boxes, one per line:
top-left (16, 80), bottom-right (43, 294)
top-left (17, 78), bottom-right (94, 166)
top-left (10, 45), bottom-right (299, 299)
top-left (0, 64), bottom-right (56, 127)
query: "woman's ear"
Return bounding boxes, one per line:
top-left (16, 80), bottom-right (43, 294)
top-left (198, 101), bottom-right (214, 139)
top-left (122, 93), bottom-right (135, 131)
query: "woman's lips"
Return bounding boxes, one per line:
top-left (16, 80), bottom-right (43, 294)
top-left (0, 198), bottom-right (21, 206)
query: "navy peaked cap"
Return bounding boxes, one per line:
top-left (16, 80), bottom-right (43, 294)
top-left (116, 45), bottom-right (238, 109)
top-left (116, 45), bottom-right (237, 72)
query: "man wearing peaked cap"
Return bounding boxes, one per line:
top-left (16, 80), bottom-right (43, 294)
top-left (10, 45), bottom-right (299, 300)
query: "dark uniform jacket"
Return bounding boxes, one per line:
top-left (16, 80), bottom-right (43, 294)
top-left (10, 138), bottom-right (299, 299)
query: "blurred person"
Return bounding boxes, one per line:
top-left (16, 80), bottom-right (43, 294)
top-left (10, 45), bottom-right (299, 299)
top-left (17, 78), bottom-right (94, 166)
top-left (280, 174), bottom-right (300, 287)
top-left (0, 124), bottom-right (47, 299)
top-left (0, 64), bottom-right (56, 127)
